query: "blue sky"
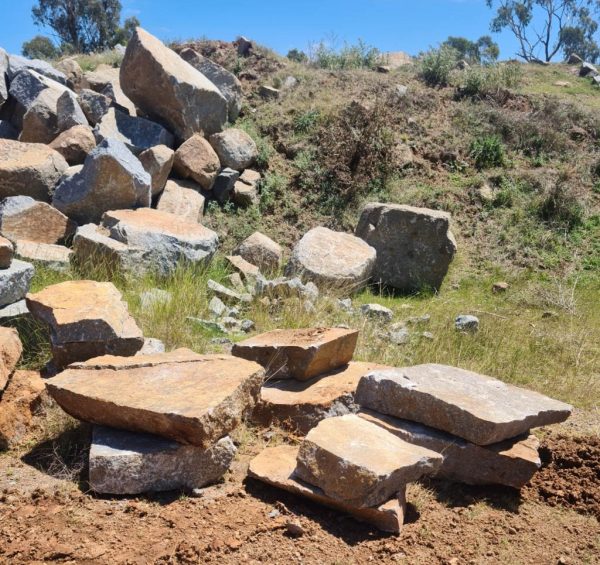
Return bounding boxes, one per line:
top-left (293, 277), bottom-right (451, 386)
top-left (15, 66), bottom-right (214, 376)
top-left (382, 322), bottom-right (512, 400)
top-left (0, 0), bottom-right (520, 59)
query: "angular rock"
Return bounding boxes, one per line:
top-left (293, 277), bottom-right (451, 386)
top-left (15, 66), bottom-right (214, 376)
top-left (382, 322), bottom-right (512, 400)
top-left (207, 279), bottom-right (251, 304)
top-left (157, 179), bottom-right (205, 222)
top-left (120, 28), bottom-right (227, 140)
top-left (239, 168), bottom-right (261, 186)
top-left (356, 203), bottom-right (457, 292)
top-left (0, 299), bottom-right (30, 322)
top-left (85, 65), bottom-right (136, 116)
top-left (0, 235), bottom-right (13, 269)
top-left (94, 107), bottom-right (175, 155)
top-left (355, 365), bottom-right (573, 446)
top-left (295, 414), bottom-right (442, 508)
top-left (0, 327), bottom-right (22, 391)
top-left (255, 361), bottom-right (391, 433)
top-left (46, 350), bottom-right (264, 447)
top-left (232, 180), bottom-right (259, 207)
top-left (26, 280), bottom-right (144, 368)
top-left (179, 48), bottom-right (243, 121)
top-left (259, 85), bottom-right (280, 100)
top-left (54, 58), bottom-right (86, 90)
top-left (455, 314), bottom-right (479, 332)
top-left (209, 129), bottom-right (258, 170)
top-left (77, 88), bottom-right (112, 126)
top-left (49, 124), bottom-right (96, 165)
top-left (89, 427), bottom-right (236, 494)
top-left (248, 445), bottom-right (406, 534)
top-left (226, 255), bottom-right (261, 281)
top-left (52, 138), bottom-right (151, 224)
top-left (211, 167), bottom-right (239, 205)
top-left (359, 410), bottom-right (541, 489)
top-left (138, 145), bottom-right (174, 196)
top-left (0, 259), bottom-right (34, 307)
top-left (286, 227), bottom-right (376, 292)
top-left (0, 139), bottom-right (68, 202)
top-left (7, 54), bottom-right (67, 84)
top-left (172, 134), bottom-right (220, 190)
top-left (15, 240), bottom-right (72, 270)
top-left (360, 303), bottom-right (393, 322)
top-left (579, 62), bottom-right (598, 77)
top-left (232, 327), bottom-right (358, 381)
top-left (256, 276), bottom-right (317, 301)
top-left (0, 120), bottom-right (18, 140)
top-left (0, 195), bottom-right (76, 244)
top-left (234, 231), bottom-right (282, 272)
top-left (208, 296), bottom-right (227, 318)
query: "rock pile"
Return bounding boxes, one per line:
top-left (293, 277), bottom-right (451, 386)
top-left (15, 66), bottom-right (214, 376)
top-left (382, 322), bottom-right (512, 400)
top-left (0, 229), bottom-right (34, 315)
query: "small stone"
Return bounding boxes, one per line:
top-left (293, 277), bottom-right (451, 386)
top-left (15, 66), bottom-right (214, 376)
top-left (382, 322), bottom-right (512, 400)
top-left (259, 85), bottom-right (280, 100)
top-left (234, 232), bottom-right (282, 273)
top-left (360, 303), bottom-right (393, 322)
top-left (138, 145), bottom-right (174, 196)
top-left (209, 296), bottom-right (227, 318)
top-left (455, 315), bottom-right (479, 332)
top-left (240, 319), bottom-right (255, 333)
top-left (211, 168), bottom-right (239, 205)
top-left (208, 279), bottom-right (251, 304)
top-left (492, 282), bottom-right (509, 293)
top-left (285, 522), bottom-right (304, 538)
top-left (0, 259), bottom-right (34, 307)
top-left (337, 298), bottom-right (353, 313)
top-left (136, 338), bottom-right (166, 355)
top-left (387, 324), bottom-right (409, 345)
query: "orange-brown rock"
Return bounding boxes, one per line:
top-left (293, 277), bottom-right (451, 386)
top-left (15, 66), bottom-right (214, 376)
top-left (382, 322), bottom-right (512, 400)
top-left (234, 231), bottom-right (282, 272)
top-left (248, 445), bottom-right (406, 534)
top-left (49, 124), bottom-right (96, 165)
top-left (0, 327), bottom-right (22, 391)
top-left (226, 255), bottom-right (260, 280)
top-left (0, 235), bottom-right (13, 269)
top-left (45, 350), bottom-right (264, 447)
top-left (156, 179), bottom-right (205, 222)
top-left (172, 133), bottom-right (220, 190)
top-left (232, 327), bottom-right (358, 381)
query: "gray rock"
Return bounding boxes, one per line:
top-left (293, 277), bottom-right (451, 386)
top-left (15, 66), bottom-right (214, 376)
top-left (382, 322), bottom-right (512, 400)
top-left (137, 337), bottom-right (166, 355)
top-left (0, 299), bottom-right (30, 322)
top-left (94, 107), bottom-right (175, 155)
top-left (212, 168), bottom-right (239, 205)
top-left (14, 240), bottom-right (72, 271)
top-left (240, 319), bottom-right (255, 332)
top-left (89, 427), bottom-right (236, 494)
top-left (209, 296), bottom-right (227, 318)
top-left (235, 36), bottom-right (253, 57)
top-left (259, 85), bottom-right (280, 100)
top-left (85, 65), bottom-right (136, 116)
top-left (0, 259), bottom-right (34, 307)
top-left (77, 88), bottom-right (112, 126)
top-left (7, 54), bottom-right (67, 84)
top-left (567, 53), bottom-right (583, 64)
top-left (337, 298), bottom-right (353, 313)
top-left (53, 138), bottom-right (151, 224)
top-left (208, 279), bottom-right (251, 304)
top-left (256, 276), bottom-right (315, 301)
top-left (579, 62), bottom-right (598, 77)
top-left (209, 129), bottom-right (258, 170)
top-left (138, 145), bottom-right (174, 196)
top-left (360, 303), bottom-right (393, 322)
top-left (0, 48), bottom-right (8, 108)
top-left (387, 324), bottom-right (409, 345)
top-left (356, 203), bottom-right (457, 292)
top-left (455, 314), bottom-right (479, 332)
top-left (0, 120), bottom-right (17, 140)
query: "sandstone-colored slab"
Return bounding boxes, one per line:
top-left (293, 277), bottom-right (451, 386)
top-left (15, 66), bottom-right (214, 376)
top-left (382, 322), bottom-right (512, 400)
top-left (255, 361), bottom-right (391, 433)
top-left (45, 350), bottom-right (264, 447)
top-left (157, 179), bottom-right (205, 222)
top-left (15, 240), bottom-right (72, 270)
top-left (232, 327), bottom-right (358, 381)
top-left (248, 445), bottom-right (406, 534)
top-left (358, 410), bottom-right (541, 489)
top-left (356, 365), bottom-right (572, 446)
top-left (0, 327), bottom-right (22, 391)
top-left (295, 414), bottom-right (442, 508)
top-left (49, 124), bottom-right (96, 165)
top-left (89, 427), bottom-right (236, 494)
top-left (226, 255), bottom-right (260, 280)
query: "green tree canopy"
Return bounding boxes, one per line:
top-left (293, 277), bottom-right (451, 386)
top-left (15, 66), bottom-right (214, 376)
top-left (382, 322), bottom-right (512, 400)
top-left (21, 34), bottom-right (60, 59)
top-left (442, 35), bottom-right (500, 64)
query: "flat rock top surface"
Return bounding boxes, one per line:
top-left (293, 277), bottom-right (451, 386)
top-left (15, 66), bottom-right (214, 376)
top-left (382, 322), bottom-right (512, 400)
top-left (236, 327), bottom-right (358, 350)
top-left (0, 139), bottom-right (61, 167)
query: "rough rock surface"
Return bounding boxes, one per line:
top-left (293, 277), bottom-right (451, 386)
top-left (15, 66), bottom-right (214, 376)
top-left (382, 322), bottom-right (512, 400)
top-left (226, 255), bottom-right (260, 281)
top-left (209, 129), bottom-right (258, 170)
top-left (0, 120), bottom-right (18, 140)
top-left (232, 179), bottom-right (259, 207)
top-left (7, 54), bottom-right (66, 84)
top-left (52, 138), bottom-right (151, 224)
top-left (234, 231), bottom-right (282, 272)
top-left (295, 414), bottom-right (443, 508)
top-left (0, 48), bottom-right (9, 108)
top-left (248, 445), bottom-right (407, 534)
top-left (355, 365), bottom-right (573, 446)
top-left (211, 168), bottom-right (239, 205)
top-left (255, 361), bottom-right (391, 433)
top-left (0, 140), bottom-right (68, 202)
top-left (0, 236), bottom-right (13, 269)
top-left (0, 259), bottom-right (34, 307)
top-left (15, 240), bottom-right (72, 270)
top-left (45, 350), bottom-right (264, 447)
top-left (0, 196), bottom-right (76, 244)
top-left (286, 227), bottom-right (376, 292)
top-left (89, 427), bottom-right (236, 494)
top-left (49, 125), bottom-right (96, 165)
top-left (355, 203), bottom-right (457, 291)
top-left (359, 410), bottom-right (541, 489)
top-left (120, 28), bottom-right (227, 140)
top-left (85, 65), bottom-right (137, 116)
top-left (77, 88), bottom-right (112, 126)
top-left (138, 145), bottom-right (174, 196)
top-left (157, 179), bottom-right (205, 222)
top-left (172, 134), bottom-right (220, 190)
top-left (232, 327), bottom-right (358, 381)
top-left (0, 327), bottom-right (22, 391)
top-left (26, 280), bottom-right (144, 368)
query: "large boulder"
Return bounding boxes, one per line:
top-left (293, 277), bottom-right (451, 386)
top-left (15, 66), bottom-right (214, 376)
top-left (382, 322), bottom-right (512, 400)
top-left (0, 140), bottom-right (68, 202)
top-left (286, 227), bottom-right (376, 292)
top-left (0, 327), bottom-right (22, 391)
top-left (49, 124), bottom-right (96, 165)
top-left (45, 350), bottom-right (264, 447)
top-left (26, 280), bottom-right (144, 368)
top-left (0, 48), bottom-right (8, 109)
top-left (138, 145), bottom-right (174, 196)
top-left (234, 231), bottom-right (282, 272)
top-left (355, 203), bottom-right (457, 292)
top-left (209, 129), bottom-right (258, 170)
top-left (7, 54), bottom-right (67, 84)
top-left (0, 260), bottom-right (34, 307)
top-left (120, 28), bottom-right (227, 141)
top-left (179, 48), bottom-right (243, 121)
top-left (172, 133), bottom-right (220, 190)
top-left (0, 195), bottom-right (76, 244)
top-left (52, 138), bottom-right (151, 224)
top-left (156, 179), bottom-right (205, 222)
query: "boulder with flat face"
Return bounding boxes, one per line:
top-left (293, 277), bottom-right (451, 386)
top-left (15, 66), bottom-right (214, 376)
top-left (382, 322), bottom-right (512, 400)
top-left (0, 327), bottom-right (22, 391)
top-left (0, 140), bottom-right (68, 202)
top-left (172, 133), bottom-right (220, 190)
top-left (120, 28), bottom-right (227, 140)
top-left (49, 124), bottom-right (97, 165)
top-left (286, 227), bottom-right (376, 292)
top-left (0, 259), bottom-right (34, 308)
top-left (355, 203), bottom-right (457, 292)
top-left (295, 414), bottom-right (442, 508)
top-left (77, 88), bottom-right (112, 126)
top-left (234, 231), bottom-right (282, 272)
top-left (52, 138), bottom-right (151, 224)
top-left (156, 179), bottom-right (205, 223)
top-left (15, 240), bottom-right (72, 271)
top-left (89, 427), bottom-right (236, 494)
top-left (45, 350), bottom-right (264, 447)
top-left (84, 65), bottom-right (137, 116)
top-left (209, 129), bottom-right (258, 170)
top-left (7, 54), bottom-right (67, 84)
top-left (232, 327), bottom-right (358, 381)
top-left (138, 145), bottom-right (174, 196)
top-left (355, 365), bottom-right (572, 446)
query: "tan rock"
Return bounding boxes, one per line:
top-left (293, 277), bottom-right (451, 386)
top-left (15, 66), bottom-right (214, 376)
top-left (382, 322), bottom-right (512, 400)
top-left (15, 240), bottom-right (72, 270)
top-left (49, 124), bottom-right (96, 165)
top-left (232, 180), bottom-right (258, 207)
top-left (45, 350), bottom-right (264, 447)
top-left (0, 327), bottom-right (22, 391)
top-left (209, 129), bottom-right (258, 170)
top-left (0, 196), bottom-right (76, 244)
top-left (232, 327), bottom-right (358, 381)
top-left (226, 255), bottom-right (260, 280)
top-left (295, 414), bottom-right (442, 508)
top-left (138, 145), bottom-right (174, 196)
top-left (355, 364), bottom-right (572, 446)
top-left (359, 410), bottom-right (541, 489)
top-left (0, 236), bottom-right (13, 269)
top-left (0, 139), bottom-right (69, 202)
top-left (172, 134), bottom-right (220, 190)
top-left (26, 280), bottom-right (144, 368)
top-left (157, 179), bottom-right (205, 222)
top-left (248, 445), bottom-right (407, 534)
top-left (234, 231), bottom-right (282, 272)
top-left (255, 361), bottom-right (392, 433)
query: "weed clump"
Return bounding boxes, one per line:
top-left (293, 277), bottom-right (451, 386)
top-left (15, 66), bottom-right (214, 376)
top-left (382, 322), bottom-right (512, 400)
top-left (470, 135), bottom-right (506, 169)
top-left (418, 46), bottom-right (458, 87)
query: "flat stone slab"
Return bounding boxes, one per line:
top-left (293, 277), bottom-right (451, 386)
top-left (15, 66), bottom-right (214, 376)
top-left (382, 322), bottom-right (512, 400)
top-left (355, 364), bottom-right (572, 446)
top-left (295, 414), bottom-right (442, 508)
top-left (232, 327), bottom-right (358, 381)
top-left (89, 426), bottom-right (236, 494)
top-left (359, 410), bottom-right (541, 489)
top-left (15, 240), bottom-right (72, 270)
top-left (255, 361), bottom-right (392, 433)
top-left (248, 445), bottom-right (406, 534)
top-left (45, 350), bottom-right (264, 447)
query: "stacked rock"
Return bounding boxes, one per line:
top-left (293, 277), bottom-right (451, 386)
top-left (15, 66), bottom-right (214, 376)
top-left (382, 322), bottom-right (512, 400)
top-left (0, 233), bottom-right (34, 320)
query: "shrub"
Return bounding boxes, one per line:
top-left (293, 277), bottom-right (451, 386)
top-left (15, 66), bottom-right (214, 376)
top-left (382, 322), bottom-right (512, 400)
top-left (287, 48), bottom-right (308, 63)
top-left (418, 46), bottom-right (458, 87)
top-left (22, 35), bottom-right (59, 60)
top-left (293, 110), bottom-right (321, 133)
top-left (470, 135), bottom-right (506, 169)
top-left (309, 39), bottom-right (382, 70)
